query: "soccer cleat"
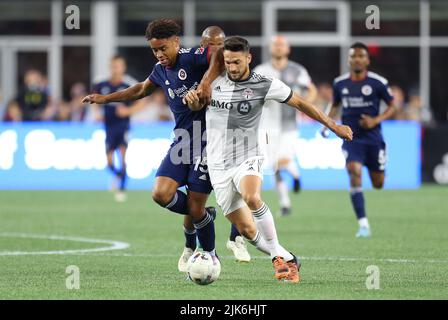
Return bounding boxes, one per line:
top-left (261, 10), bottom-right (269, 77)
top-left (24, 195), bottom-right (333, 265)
top-left (280, 207), bottom-right (291, 216)
top-left (272, 256), bottom-right (290, 280)
top-left (178, 247), bottom-right (195, 272)
top-left (356, 226), bottom-right (372, 238)
top-left (226, 236), bottom-right (251, 263)
top-left (114, 191), bottom-right (127, 202)
top-left (284, 254), bottom-right (301, 283)
top-left (293, 178), bottom-right (301, 193)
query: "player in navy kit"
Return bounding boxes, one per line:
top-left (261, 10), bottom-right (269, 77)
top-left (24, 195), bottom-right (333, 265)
top-left (82, 19), bottom-right (219, 267)
top-left (325, 42), bottom-right (396, 237)
top-left (92, 55), bottom-right (139, 202)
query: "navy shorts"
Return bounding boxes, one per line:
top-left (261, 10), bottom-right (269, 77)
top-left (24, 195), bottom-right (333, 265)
top-left (342, 140), bottom-right (387, 172)
top-left (105, 128), bottom-right (129, 152)
top-left (155, 143), bottom-right (213, 194)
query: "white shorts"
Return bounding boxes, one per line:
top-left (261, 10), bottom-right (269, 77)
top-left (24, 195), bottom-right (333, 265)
top-left (209, 156), bottom-right (264, 216)
top-left (263, 130), bottom-right (297, 169)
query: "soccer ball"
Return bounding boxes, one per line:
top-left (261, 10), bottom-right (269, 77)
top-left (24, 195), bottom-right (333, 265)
top-left (187, 251), bottom-right (221, 285)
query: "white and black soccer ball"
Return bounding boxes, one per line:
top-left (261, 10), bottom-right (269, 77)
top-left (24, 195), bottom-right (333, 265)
top-left (187, 251), bottom-right (221, 285)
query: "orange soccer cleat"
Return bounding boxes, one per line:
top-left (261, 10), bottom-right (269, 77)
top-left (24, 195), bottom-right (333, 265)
top-left (272, 256), bottom-right (290, 280)
top-left (284, 254), bottom-right (301, 283)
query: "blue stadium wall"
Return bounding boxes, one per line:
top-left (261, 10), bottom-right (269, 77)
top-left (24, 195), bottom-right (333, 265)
top-left (0, 121), bottom-right (421, 190)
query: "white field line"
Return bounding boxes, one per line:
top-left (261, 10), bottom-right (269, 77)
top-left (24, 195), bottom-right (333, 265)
top-left (1, 232), bottom-right (447, 265)
top-left (0, 232), bottom-right (129, 255)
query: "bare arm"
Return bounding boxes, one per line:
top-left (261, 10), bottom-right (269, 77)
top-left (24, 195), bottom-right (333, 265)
top-left (286, 91), bottom-right (353, 141)
top-left (82, 79), bottom-right (157, 104)
top-left (197, 47), bottom-right (225, 105)
top-left (360, 103), bottom-right (396, 129)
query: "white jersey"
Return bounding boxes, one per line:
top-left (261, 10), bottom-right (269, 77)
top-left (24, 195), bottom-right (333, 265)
top-left (255, 61), bottom-right (311, 133)
top-left (206, 72), bottom-right (292, 170)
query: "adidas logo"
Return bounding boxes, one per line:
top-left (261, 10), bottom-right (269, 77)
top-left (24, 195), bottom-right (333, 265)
top-left (214, 86), bottom-right (221, 92)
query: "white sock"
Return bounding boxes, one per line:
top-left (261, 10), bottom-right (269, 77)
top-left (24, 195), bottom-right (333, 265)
top-left (204, 249), bottom-right (216, 256)
top-left (286, 161), bottom-right (300, 179)
top-left (358, 217), bottom-right (370, 228)
top-left (276, 181), bottom-right (291, 208)
top-left (252, 202), bottom-right (294, 261)
top-left (245, 231), bottom-right (270, 255)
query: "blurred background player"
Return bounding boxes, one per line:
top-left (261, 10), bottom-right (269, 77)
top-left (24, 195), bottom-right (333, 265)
top-left (91, 55), bottom-right (141, 202)
top-left (255, 36), bottom-right (317, 216)
top-left (181, 26), bottom-right (251, 263)
top-left (83, 19), bottom-right (218, 271)
top-left (325, 42), bottom-right (396, 238)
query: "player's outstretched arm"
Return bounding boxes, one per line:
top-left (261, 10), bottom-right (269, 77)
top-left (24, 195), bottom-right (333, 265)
top-left (82, 79), bottom-right (157, 104)
top-left (287, 92), bottom-right (353, 141)
top-left (197, 47), bottom-right (225, 105)
top-left (183, 90), bottom-right (204, 111)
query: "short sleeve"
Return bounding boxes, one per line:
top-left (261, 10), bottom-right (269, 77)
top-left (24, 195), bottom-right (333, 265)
top-left (332, 80), bottom-right (341, 105)
top-left (265, 78), bottom-right (293, 103)
top-left (378, 81), bottom-right (394, 105)
top-left (148, 65), bottom-right (162, 87)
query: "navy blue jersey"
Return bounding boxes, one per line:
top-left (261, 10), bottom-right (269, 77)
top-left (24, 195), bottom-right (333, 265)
top-left (93, 78), bottom-right (135, 130)
top-left (148, 46), bottom-right (210, 139)
top-left (333, 71), bottom-right (394, 144)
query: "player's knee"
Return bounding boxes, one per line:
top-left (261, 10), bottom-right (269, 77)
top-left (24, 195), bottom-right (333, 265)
top-left (372, 180), bottom-right (384, 189)
top-left (151, 188), bottom-right (174, 207)
top-left (242, 193), bottom-right (262, 211)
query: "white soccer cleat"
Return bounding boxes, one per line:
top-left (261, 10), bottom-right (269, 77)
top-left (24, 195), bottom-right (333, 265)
top-left (226, 236), bottom-right (251, 263)
top-left (114, 191), bottom-right (127, 202)
top-left (178, 247), bottom-right (194, 272)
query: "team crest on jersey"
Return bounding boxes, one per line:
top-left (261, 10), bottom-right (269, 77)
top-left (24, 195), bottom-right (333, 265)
top-left (361, 85), bottom-right (373, 96)
top-left (178, 69), bottom-right (187, 80)
top-left (101, 87), bottom-right (110, 95)
top-left (342, 87), bottom-right (349, 95)
top-left (237, 101), bottom-right (251, 115)
top-left (195, 47), bottom-right (205, 55)
top-left (242, 88), bottom-right (253, 100)
top-left (168, 88), bottom-right (175, 99)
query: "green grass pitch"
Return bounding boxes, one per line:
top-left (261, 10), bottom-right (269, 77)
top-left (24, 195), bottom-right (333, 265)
top-left (0, 186), bottom-right (447, 299)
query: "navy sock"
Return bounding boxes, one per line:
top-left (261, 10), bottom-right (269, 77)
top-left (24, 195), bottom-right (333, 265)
top-left (350, 188), bottom-right (366, 219)
top-left (184, 227), bottom-right (197, 250)
top-left (119, 169), bottom-right (127, 191)
top-left (164, 190), bottom-right (189, 215)
top-left (229, 224), bottom-right (241, 241)
top-left (108, 164), bottom-right (120, 176)
top-left (193, 212), bottom-right (215, 252)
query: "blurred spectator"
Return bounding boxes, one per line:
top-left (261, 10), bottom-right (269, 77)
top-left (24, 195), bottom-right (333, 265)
top-left (406, 88), bottom-right (422, 121)
top-left (390, 85), bottom-right (407, 120)
top-left (12, 70), bottom-right (53, 121)
top-left (131, 89), bottom-right (173, 123)
top-left (55, 82), bottom-right (92, 122)
top-left (3, 100), bottom-right (22, 122)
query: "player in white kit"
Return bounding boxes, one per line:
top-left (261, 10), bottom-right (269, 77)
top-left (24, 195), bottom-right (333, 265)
top-left (255, 36), bottom-right (317, 216)
top-left (184, 36), bottom-right (353, 283)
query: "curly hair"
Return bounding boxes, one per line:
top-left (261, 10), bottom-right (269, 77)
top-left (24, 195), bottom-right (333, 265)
top-left (145, 19), bottom-right (181, 40)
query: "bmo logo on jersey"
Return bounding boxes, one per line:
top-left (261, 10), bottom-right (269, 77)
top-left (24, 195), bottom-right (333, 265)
top-left (210, 99), bottom-right (233, 110)
top-left (178, 69), bottom-right (187, 80)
